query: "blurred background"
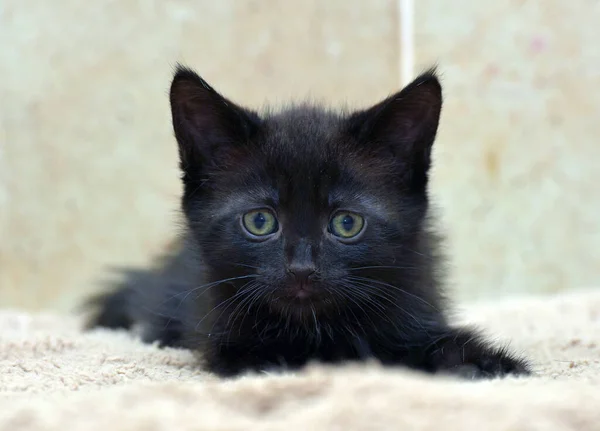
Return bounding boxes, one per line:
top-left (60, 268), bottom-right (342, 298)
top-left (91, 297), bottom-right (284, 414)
top-left (1, 0), bottom-right (598, 312)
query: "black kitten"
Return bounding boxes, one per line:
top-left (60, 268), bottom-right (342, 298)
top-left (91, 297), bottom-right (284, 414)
top-left (86, 65), bottom-right (530, 379)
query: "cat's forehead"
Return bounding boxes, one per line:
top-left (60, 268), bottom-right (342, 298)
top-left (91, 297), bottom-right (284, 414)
top-left (259, 108), bottom-right (348, 193)
top-left (243, 106), bottom-right (385, 200)
top-left (262, 105), bottom-right (343, 154)
top-left (214, 106), bottom-right (392, 214)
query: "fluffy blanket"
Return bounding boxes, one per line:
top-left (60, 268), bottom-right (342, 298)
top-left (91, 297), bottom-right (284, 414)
top-left (1, 289), bottom-right (599, 431)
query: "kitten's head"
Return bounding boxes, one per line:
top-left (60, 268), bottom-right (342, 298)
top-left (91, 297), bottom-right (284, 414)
top-left (170, 65), bottom-right (443, 321)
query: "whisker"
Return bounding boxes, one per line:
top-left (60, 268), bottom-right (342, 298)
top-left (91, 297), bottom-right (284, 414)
top-left (344, 279), bottom-right (428, 334)
top-left (233, 263), bottom-right (262, 270)
top-left (151, 274), bottom-right (259, 331)
top-left (391, 245), bottom-right (428, 257)
top-left (226, 295), bottom-right (255, 344)
top-left (229, 283), bottom-right (266, 337)
top-left (348, 265), bottom-right (417, 271)
top-left (194, 280), bottom-right (258, 333)
top-left (333, 286), bottom-right (379, 331)
top-left (310, 304), bottom-right (321, 344)
top-left (338, 283), bottom-right (387, 313)
top-left (346, 275), bottom-right (439, 312)
top-left (148, 274), bottom-right (259, 317)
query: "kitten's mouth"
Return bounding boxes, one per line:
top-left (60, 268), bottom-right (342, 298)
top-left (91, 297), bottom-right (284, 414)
top-left (269, 283), bottom-right (330, 313)
top-left (286, 284), bottom-right (315, 300)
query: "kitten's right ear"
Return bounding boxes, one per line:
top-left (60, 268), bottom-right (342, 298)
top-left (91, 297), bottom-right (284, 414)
top-left (169, 65), bottom-right (260, 183)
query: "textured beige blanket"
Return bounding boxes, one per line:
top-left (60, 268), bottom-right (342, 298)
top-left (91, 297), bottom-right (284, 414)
top-left (1, 290), bottom-right (599, 431)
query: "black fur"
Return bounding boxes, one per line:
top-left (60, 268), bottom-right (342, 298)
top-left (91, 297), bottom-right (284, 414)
top-left (85, 65), bottom-right (530, 379)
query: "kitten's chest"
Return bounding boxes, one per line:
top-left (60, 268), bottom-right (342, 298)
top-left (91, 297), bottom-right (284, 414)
top-left (234, 320), bottom-right (374, 366)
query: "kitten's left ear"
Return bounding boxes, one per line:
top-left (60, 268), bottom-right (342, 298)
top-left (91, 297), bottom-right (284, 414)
top-left (349, 68), bottom-right (442, 193)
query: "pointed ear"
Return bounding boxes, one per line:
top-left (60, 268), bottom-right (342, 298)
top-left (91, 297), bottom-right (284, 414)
top-left (349, 68), bottom-right (442, 193)
top-left (169, 65), bottom-right (260, 185)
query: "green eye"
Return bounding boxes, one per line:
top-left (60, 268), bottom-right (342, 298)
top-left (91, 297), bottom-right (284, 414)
top-left (242, 209), bottom-right (279, 237)
top-left (329, 212), bottom-right (365, 239)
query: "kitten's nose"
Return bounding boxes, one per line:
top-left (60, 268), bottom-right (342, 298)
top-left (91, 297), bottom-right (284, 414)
top-left (287, 264), bottom-right (317, 282)
top-left (287, 239), bottom-right (317, 282)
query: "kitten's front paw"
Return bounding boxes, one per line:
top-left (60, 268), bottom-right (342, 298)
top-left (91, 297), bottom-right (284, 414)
top-left (446, 364), bottom-right (483, 380)
top-left (428, 328), bottom-right (531, 379)
top-left (442, 354), bottom-right (529, 380)
top-left (470, 348), bottom-right (531, 378)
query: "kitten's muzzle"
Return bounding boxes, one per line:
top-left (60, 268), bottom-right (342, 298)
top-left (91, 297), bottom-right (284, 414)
top-left (286, 284), bottom-right (315, 299)
top-left (269, 279), bottom-right (332, 317)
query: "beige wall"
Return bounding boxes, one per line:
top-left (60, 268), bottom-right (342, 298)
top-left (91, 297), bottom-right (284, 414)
top-left (0, 0), bottom-right (598, 311)
top-left (418, 0), bottom-right (600, 299)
